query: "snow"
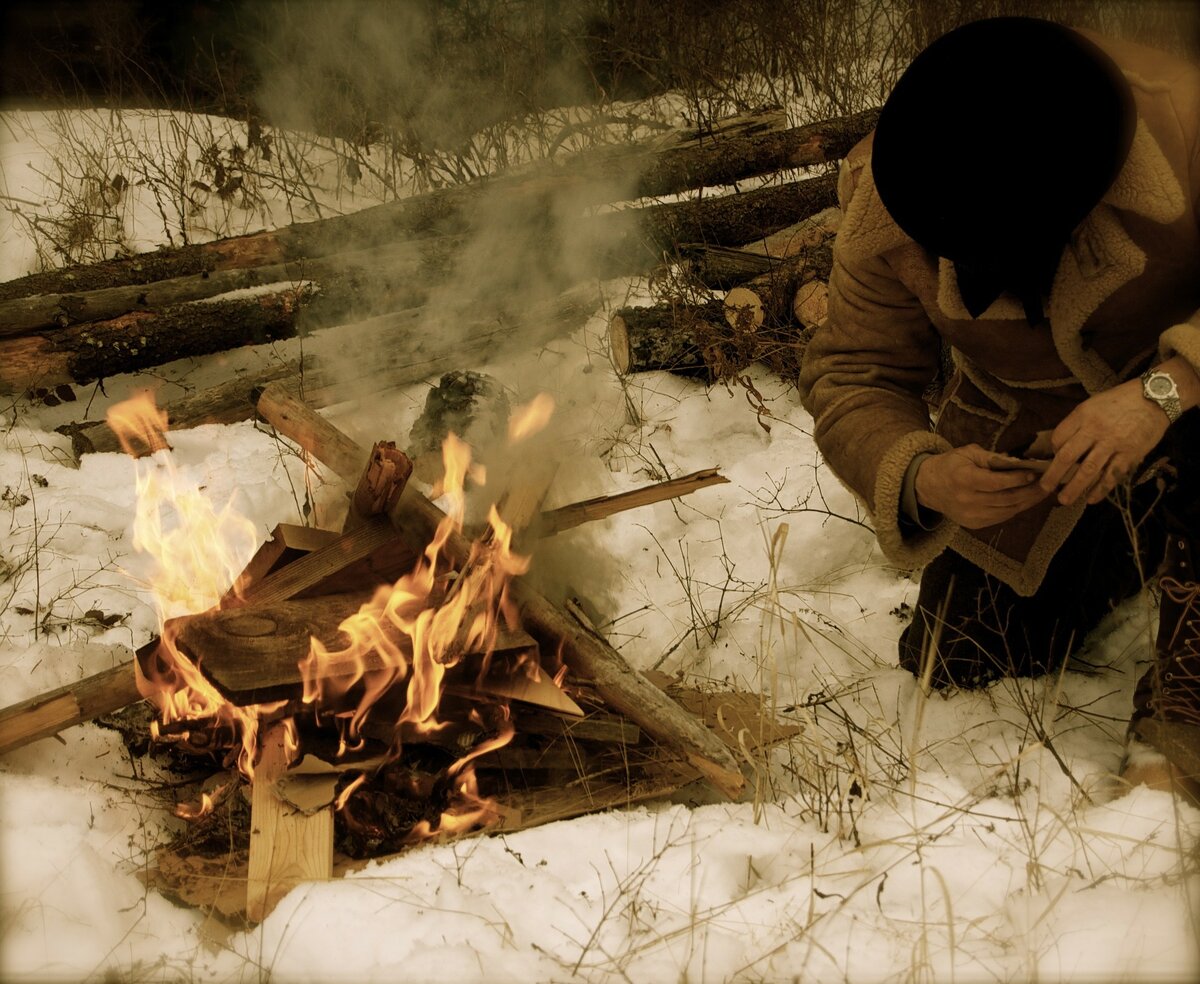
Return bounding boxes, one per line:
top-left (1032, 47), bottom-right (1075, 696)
top-left (2, 108), bottom-right (1199, 984)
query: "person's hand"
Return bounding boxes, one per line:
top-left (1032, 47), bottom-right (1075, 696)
top-left (914, 444), bottom-right (1048, 529)
top-left (1039, 381), bottom-right (1169, 506)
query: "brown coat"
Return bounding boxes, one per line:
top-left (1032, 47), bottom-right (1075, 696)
top-left (799, 34), bottom-right (1200, 596)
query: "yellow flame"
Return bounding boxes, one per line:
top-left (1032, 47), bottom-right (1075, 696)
top-left (174, 792), bottom-right (214, 820)
top-left (107, 391), bottom-right (170, 456)
top-left (507, 393), bottom-right (555, 444)
top-left (108, 392), bottom-right (265, 778)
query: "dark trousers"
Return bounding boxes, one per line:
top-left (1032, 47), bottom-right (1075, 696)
top-left (899, 413), bottom-right (1200, 689)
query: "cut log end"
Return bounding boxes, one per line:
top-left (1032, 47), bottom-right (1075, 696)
top-left (609, 312), bottom-right (632, 374)
top-left (722, 287), bottom-right (764, 332)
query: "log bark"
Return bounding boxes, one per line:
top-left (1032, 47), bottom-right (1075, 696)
top-left (2, 170), bottom-right (834, 394)
top-left (608, 301), bottom-right (726, 376)
top-left (591, 173), bottom-right (837, 275)
top-left (255, 391), bottom-right (745, 799)
top-left (0, 240), bottom-right (448, 338)
top-left (1, 290), bottom-right (308, 393)
top-left (64, 285), bottom-right (599, 456)
top-left (0, 107), bottom-right (869, 304)
top-left (683, 208), bottom-right (839, 289)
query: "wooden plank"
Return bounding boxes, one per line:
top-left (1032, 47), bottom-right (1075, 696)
top-left (536, 469), bottom-right (729, 535)
top-left (246, 722), bottom-right (333, 922)
top-left (223, 523), bottom-right (339, 604)
top-left (242, 517), bottom-right (399, 607)
top-left (173, 593), bottom-right (539, 706)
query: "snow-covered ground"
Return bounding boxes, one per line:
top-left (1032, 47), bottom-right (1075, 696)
top-left (1, 108), bottom-right (1198, 983)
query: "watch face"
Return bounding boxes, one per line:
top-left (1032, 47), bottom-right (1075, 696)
top-left (1148, 374), bottom-right (1175, 398)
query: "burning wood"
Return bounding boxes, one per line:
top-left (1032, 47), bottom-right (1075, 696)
top-left (0, 381), bottom-right (748, 922)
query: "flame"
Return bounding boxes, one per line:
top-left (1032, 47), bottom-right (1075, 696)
top-left (507, 393), bottom-right (555, 444)
top-left (300, 431), bottom-right (539, 839)
top-left (335, 772), bottom-right (368, 812)
top-left (108, 393), bottom-right (265, 777)
top-left (107, 391), bottom-right (170, 456)
top-left (174, 792), bottom-right (214, 821)
top-left (113, 388), bottom-right (567, 842)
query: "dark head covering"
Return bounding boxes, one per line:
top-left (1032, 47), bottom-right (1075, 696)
top-left (872, 17), bottom-right (1136, 324)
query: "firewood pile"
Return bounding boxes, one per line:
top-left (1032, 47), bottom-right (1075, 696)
top-left (0, 106), bottom-right (875, 456)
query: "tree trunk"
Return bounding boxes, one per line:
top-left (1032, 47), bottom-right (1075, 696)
top-left (4, 171), bottom-right (834, 394)
top-left (63, 284), bottom-right (599, 455)
top-left (0, 289), bottom-right (308, 393)
top-left (551, 107), bottom-right (877, 200)
top-left (683, 207), bottom-right (840, 288)
top-left (592, 173), bottom-right (837, 273)
top-left (60, 359), bottom-right (308, 458)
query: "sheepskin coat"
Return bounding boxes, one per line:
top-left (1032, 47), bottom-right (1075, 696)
top-left (799, 33), bottom-right (1200, 596)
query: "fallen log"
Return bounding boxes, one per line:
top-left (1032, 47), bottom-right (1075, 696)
top-left (0, 240), bottom-right (448, 339)
top-left (2, 289), bottom-right (308, 394)
top-left (61, 360), bottom-right (308, 458)
top-left (254, 389), bottom-right (745, 799)
top-left (0, 108), bottom-right (870, 304)
top-left (608, 300), bottom-right (728, 377)
top-left (590, 173), bottom-right (837, 274)
top-left (6, 169), bottom-right (834, 394)
top-left (63, 284), bottom-right (600, 455)
top-left (680, 206), bottom-right (839, 289)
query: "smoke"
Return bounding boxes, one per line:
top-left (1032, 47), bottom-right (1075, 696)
top-left (247, 0), bottom-right (641, 614)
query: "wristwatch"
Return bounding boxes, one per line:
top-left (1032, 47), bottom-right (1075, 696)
top-left (1141, 367), bottom-right (1183, 424)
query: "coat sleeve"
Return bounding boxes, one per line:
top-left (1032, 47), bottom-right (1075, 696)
top-left (798, 168), bottom-right (957, 568)
top-left (1156, 64), bottom-right (1200, 378)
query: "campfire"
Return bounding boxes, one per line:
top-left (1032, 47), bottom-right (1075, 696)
top-left (91, 383), bottom-right (750, 921)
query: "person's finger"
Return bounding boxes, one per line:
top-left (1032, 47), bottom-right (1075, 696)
top-left (1040, 430), bottom-right (1093, 491)
top-left (976, 466), bottom-right (1041, 492)
top-left (1085, 455), bottom-right (1134, 505)
top-left (1057, 446), bottom-right (1115, 505)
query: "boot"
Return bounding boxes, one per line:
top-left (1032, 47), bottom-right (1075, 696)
top-left (1126, 533), bottom-right (1200, 799)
